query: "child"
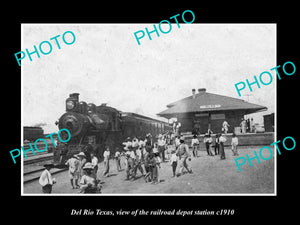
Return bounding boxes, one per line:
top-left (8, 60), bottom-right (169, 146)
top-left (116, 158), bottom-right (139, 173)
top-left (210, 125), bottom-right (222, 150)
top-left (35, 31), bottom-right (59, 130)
top-left (39, 164), bottom-right (56, 193)
top-left (65, 155), bottom-right (80, 189)
top-left (79, 163), bottom-right (101, 193)
top-left (170, 150), bottom-right (178, 177)
top-left (231, 133), bottom-right (239, 156)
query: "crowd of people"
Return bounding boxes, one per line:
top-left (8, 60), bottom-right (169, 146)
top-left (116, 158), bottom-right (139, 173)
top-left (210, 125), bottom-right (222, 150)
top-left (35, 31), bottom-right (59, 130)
top-left (39, 120), bottom-right (244, 194)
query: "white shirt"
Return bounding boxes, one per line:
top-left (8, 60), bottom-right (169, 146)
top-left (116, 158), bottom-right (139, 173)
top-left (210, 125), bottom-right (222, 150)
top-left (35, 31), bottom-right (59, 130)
top-left (129, 150), bottom-right (135, 158)
top-left (39, 169), bottom-right (53, 186)
top-left (191, 138), bottom-right (199, 146)
top-left (170, 153), bottom-right (178, 163)
top-left (115, 151), bottom-right (120, 158)
top-left (91, 156), bottom-right (98, 167)
top-left (223, 121), bottom-right (229, 128)
top-left (231, 137), bottom-right (238, 146)
top-left (132, 139), bottom-right (139, 148)
top-left (135, 149), bottom-right (142, 160)
top-left (65, 157), bottom-right (80, 172)
top-left (138, 140), bottom-right (145, 148)
top-left (103, 151), bottom-right (110, 160)
top-left (219, 136), bottom-right (227, 143)
top-left (123, 141), bottom-right (132, 150)
top-left (157, 139), bottom-right (166, 146)
top-left (204, 137), bottom-right (212, 143)
top-left (175, 138), bottom-right (180, 147)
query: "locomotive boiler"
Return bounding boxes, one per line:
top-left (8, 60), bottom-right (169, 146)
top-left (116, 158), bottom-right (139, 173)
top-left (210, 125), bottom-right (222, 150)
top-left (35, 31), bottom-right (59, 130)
top-left (54, 93), bottom-right (171, 164)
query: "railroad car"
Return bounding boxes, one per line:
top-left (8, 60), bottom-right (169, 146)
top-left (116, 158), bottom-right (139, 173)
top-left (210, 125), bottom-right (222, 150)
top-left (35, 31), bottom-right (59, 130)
top-left (23, 126), bottom-right (44, 141)
top-left (54, 93), bottom-right (171, 164)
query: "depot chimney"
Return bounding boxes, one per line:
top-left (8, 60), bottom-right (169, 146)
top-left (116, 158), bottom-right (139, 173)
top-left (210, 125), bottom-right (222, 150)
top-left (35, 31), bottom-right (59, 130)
top-left (192, 89), bottom-right (196, 99)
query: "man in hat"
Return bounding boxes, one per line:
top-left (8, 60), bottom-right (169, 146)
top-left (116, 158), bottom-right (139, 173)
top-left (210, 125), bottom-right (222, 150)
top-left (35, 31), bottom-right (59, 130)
top-left (90, 152), bottom-right (99, 177)
top-left (176, 137), bottom-right (192, 176)
top-left (204, 134), bottom-right (213, 156)
top-left (123, 137), bottom-right (132, 151)
top-left (132, 146), bottom-right (145, 179)
top-left (77, 152), bottom-right (87, 179)
top-left (219, 133), bottom-right (227, 160)
top-left (65, 155), bottom-right (80, 189)
top-left (80, 162), bottom-right (101, 193)
top-left (103, 146), bottom-right (110, 177)
top-left (125, 146), bottom-right (135, 180)
top-left (157, 134), bottom-right (166, 162)
top-left (114, 147), bottom-right (122, 172)
top-left (39, 164), bottom-right (56, 193)
top-left (191, 135), bottom-right (200, 157)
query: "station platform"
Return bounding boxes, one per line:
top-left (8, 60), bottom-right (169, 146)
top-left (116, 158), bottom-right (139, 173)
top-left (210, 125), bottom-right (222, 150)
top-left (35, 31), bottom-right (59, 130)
top-left (183, 132), bottom-right (275, 147)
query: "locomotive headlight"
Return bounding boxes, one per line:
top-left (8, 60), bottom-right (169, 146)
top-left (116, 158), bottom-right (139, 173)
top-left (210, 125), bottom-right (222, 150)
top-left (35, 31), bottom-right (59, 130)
top-left (66, 100), bottom-right (75, 110)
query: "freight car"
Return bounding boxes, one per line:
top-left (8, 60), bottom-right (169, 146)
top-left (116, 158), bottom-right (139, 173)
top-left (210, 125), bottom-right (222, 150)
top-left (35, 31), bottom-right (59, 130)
top-left (23, 126), bottom-right (44, 141)
top-left (54, 93), bottom-right (171, 164)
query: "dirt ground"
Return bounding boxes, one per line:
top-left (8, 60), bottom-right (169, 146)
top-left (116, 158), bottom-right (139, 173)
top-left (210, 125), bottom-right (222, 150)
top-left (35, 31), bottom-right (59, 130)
top-left (23, 145), bottom-right (275, 195)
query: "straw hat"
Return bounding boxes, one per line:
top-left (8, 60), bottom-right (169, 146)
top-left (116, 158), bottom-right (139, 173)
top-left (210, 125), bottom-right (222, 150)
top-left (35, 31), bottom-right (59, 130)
top-left (77, 152), bottom-right (86, 158)
top-left (72, 154), bottom-right (79, 159)
top-left (82, 162), bottom-right (93, 170)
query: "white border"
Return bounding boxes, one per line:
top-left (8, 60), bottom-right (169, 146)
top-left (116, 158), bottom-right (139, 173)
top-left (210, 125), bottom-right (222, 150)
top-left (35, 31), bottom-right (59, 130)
top-left (21, 23), bottom-right (277, 196)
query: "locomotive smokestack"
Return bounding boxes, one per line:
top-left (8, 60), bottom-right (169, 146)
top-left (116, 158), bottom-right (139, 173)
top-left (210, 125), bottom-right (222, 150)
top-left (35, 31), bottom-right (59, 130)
top-left (69, 93), bottom-right (79, 101)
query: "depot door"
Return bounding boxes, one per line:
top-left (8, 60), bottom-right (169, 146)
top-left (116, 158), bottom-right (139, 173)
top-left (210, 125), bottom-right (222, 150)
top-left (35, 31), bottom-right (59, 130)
top-left (194, 113), bottom-right (209, 134)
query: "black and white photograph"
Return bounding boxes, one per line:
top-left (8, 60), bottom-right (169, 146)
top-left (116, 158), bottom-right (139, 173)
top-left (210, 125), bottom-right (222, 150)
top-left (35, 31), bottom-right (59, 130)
top-left (21, 23), bottom-right (276, 195)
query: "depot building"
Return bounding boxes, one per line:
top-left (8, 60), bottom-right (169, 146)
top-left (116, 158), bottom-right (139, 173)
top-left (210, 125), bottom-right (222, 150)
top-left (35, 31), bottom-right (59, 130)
top-left (157, 88), bottom-right (267, 134)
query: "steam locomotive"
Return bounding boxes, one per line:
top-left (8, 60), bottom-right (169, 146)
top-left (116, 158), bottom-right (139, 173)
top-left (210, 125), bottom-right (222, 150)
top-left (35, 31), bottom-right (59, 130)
top-left (54, 93), bottom-right (171, 164)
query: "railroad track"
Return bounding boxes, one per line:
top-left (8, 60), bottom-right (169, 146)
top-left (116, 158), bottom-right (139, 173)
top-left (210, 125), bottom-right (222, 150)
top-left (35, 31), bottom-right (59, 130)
top-left (23, 166), bottom-right (68, 184)
top-left (23, 152), bottom-right (68, 183)
top-left (23, 152), bottom-right (54, 165)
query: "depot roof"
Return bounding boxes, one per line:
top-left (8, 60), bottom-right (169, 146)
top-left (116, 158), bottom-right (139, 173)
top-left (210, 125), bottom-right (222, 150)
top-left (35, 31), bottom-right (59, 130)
top-left (157, 89), bottom-right (267, 119)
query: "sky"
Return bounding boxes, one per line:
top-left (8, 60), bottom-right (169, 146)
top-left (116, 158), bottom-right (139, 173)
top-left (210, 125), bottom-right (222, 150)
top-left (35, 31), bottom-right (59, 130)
top-left (22, 24), bottom-right (276, 134)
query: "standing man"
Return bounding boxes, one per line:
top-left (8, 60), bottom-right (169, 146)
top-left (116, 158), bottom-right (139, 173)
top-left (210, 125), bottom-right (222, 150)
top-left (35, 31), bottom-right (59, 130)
top-left (90, 152), bottom-right (99, 177)
top-left (204, 134), bottom-right (213, 156)
top-left (214, 134), bottom-right (220, 155)
top-left (114, 148), bottom-right (122, 172)
top-left (103, 146), bottom-right (110, 177)
top-left (219, 133), bottom-right (227, 160)
top-left (157, 134), bottom-right (166, 162)
top-left (132, 146), bottom-right (145, 179)
top-left (176, 137), bottom-right (192, 176)
top-left (191, 135), bottom-right (200, 157)
top-left (240, 118), bottom-right (246, 134)
top-left (65, 155), bottom-right (80, 189)
top-left (222, 120), bottom-right (230, 134)
top-left (39, 164), bottom-right (56, 193)
top-left (125, 147), bottom-right (135, 180)
top-left (250, 118), bottom-right (254, 133)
